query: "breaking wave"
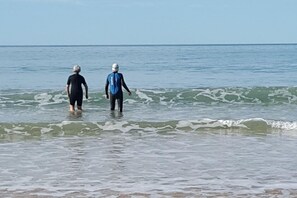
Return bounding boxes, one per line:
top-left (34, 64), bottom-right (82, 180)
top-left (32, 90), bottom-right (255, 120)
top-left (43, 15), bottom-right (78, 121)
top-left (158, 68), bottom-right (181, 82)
top-left (1, 118), bottom-right (297, 140)
top-left (1, 87), bottom-right (297, 109)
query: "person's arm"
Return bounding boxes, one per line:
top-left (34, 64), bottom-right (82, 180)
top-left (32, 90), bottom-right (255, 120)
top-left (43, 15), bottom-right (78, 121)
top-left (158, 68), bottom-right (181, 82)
top-left (66, 77), bottom-right (71, 98)
top-left (84, 83), bottom-right (88, 99)
top-left (121, 75), bottom-right (131, 95)
top-left (66, 85), bottom-right (70, 98)
top-left (81, 77), bottom-right (88, 99)
top-left (105, 77), bottom-right (109, 99)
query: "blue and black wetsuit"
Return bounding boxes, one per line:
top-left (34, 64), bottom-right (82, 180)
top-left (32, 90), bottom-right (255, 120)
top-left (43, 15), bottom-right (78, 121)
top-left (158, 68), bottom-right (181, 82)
top-left (105, 72), bottom-right (130, 112)
top-left (67, 73), bottom-right (87, 106)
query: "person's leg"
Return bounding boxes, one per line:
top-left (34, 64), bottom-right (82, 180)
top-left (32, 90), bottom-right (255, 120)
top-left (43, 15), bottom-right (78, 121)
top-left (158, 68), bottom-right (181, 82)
top-left (110, 93), bottom-right (116, 111)
top-left (77, 94), bottom-right (83, 111)
top-left (69, 94), bottom-right (75, 112)
top-left (117, 93), bottom-right (123, 112)
top-left (69, 104), bottom-right (75, 112)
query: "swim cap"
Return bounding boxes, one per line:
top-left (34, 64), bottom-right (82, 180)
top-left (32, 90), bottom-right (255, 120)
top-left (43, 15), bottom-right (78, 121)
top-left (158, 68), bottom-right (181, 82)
top-left (73, 65), bottom-right (81, 73)
top-left (112, 63), bottom-right (119, 72)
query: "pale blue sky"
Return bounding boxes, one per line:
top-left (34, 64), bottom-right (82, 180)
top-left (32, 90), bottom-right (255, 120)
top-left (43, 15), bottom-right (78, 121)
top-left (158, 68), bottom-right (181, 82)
top-left (1, 0), bottom-right (296, 45)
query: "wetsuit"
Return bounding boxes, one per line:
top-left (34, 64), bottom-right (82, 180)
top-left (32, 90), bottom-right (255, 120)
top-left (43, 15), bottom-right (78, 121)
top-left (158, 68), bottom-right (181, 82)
top-left (67, 73), bottom-right (87, 106)
top-left (105, 72), bottom-right (130, 112)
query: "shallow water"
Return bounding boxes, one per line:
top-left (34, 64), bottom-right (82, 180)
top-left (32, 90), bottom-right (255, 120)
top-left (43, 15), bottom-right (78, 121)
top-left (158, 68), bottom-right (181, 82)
top-left (1, 131), bottom-right (297, 197)
top-left (1, 45), bottom-right (297, 197)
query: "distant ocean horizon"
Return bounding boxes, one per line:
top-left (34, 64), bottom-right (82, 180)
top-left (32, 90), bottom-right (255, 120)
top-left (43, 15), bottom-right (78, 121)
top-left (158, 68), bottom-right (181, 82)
top-left (1, 42), bottom-right (297, 47)
top-left (1, 44), bottom-right (297, 197)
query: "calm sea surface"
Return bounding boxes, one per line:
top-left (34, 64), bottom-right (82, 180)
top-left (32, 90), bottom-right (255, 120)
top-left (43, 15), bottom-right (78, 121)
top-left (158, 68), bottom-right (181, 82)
top-left (1, 44), bottom-right (297, 197)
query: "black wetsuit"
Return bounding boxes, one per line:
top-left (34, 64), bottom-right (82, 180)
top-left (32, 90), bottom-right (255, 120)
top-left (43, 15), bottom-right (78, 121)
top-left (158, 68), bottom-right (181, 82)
top-left (67, 73), bottom-right (87, 106)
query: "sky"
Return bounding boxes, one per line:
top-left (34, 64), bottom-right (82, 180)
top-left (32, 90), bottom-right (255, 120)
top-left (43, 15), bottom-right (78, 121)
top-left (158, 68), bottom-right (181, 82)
top-left (0, 0), bottom-right (297, 45)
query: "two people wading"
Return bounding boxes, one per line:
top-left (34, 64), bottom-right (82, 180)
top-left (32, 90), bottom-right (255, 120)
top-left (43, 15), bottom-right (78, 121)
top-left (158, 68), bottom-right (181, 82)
top-left (66, 63), bottom-right (131, 113)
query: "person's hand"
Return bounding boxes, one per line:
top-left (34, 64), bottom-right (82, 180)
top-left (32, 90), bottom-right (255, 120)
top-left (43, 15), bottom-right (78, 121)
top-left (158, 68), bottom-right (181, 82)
top-left (86, 94), bottom-right (88, 99)
top-left (106, 94), bottom-right (109, 99)
top-left (128, 91), bottom-right (132, 96)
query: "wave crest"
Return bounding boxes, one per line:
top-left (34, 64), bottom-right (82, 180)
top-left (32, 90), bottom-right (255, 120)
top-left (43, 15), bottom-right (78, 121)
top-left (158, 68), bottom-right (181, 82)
top-left (1, 87), bottom-right (297, 108)
top-left (1, 118), bottom-right (297, 141)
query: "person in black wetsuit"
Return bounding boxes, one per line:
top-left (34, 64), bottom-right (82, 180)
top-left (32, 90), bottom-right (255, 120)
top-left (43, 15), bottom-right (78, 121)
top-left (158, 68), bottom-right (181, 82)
top-left (66, 65), bottom-right (88, 112)
top-left (105, 63), bottom-right (131, 112)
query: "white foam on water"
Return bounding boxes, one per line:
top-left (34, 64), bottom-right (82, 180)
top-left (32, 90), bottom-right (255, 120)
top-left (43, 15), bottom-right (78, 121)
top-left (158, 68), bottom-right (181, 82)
top-left (175, 118), bottom-right (297, 135)
top-left (52, 93), bottom-right (67, 104)
top-left (194, 89), bottom-right (219, 102)
top-left (269, 88), bottom-right (297, 104)
top-left (176, 119), bottom-right (221, 130)
top-left (269, 120), bottom-right (297, 130)
top-left (135, 89), bottom-right (153, 102)
top-left (125, 99), bottom-right (137, 104)
top-left (96, 121), bottom-right (140, 133)
top-left (219, 119), bottom-right (251, 128)
top-left (34, 93), bottom-right (67, 106)
top-left (4, 126), bottom-right (28, 135)
top-left (141, 89), bottom-right (167, 94)
top-left (159, 96), bottom-right (168, 105)
top-left (40, 127), bottom-right (53, 134)
top-left (15, 100), bottom-right (31, 106)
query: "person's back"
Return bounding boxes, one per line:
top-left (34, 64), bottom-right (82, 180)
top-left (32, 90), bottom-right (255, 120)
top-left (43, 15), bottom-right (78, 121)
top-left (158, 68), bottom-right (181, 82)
top-left (105, 63), bottom-right (131, 112)
top-left (107, 72), bottom-right (124, 95)
top-left (68, 73), bottom-right (85, 95)
top-left (66, 65), bottom-right (88, 112)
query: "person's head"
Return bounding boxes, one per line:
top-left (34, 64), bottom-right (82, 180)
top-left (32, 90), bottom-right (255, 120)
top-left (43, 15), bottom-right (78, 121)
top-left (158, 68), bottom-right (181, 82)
top-left (112, 63), bottom-right (119, 72)
top-left (73, 65), bottom-right (81, 73)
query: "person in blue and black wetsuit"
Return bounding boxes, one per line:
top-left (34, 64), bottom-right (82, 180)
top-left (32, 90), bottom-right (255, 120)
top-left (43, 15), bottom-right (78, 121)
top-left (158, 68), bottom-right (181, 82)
top-left (105, 63), bottom-right (131, 112)
top-left (66, 65), bottom-right (88, 112)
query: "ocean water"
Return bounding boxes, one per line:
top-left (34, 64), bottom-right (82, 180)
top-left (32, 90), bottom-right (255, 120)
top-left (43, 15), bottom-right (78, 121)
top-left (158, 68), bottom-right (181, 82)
top-left (1, 44), bottom-right (297, 197)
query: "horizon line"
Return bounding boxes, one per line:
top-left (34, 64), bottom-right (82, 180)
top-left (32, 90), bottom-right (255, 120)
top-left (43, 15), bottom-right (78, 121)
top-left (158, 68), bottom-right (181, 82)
top-left (1, 42), bottom-right (297, 47)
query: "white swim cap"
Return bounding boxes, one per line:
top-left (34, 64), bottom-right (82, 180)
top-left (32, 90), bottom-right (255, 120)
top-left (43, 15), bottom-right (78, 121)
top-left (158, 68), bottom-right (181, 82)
top-left (73, 65), bottom-right (81, 73)
top-left (112, 63), bottom-right (119, 72)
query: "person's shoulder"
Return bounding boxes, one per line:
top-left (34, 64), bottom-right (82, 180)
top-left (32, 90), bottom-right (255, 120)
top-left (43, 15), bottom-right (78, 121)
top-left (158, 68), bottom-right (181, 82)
top-left (78, 74), bottom-right (87, 82)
